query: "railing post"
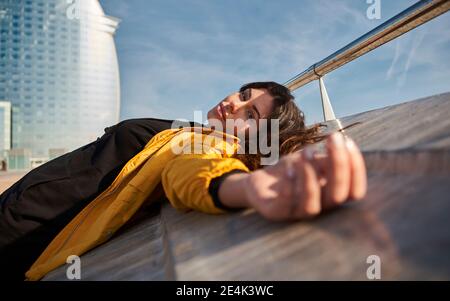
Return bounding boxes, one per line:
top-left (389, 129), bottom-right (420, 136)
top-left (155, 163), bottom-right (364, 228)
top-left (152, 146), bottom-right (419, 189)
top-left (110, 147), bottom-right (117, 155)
top-left (319, 77), bottom-right (336, 121)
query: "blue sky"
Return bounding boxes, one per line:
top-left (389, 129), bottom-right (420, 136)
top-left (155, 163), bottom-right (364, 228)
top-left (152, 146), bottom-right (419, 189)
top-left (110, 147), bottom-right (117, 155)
top-left (99, 0), bottom-right (450, 125)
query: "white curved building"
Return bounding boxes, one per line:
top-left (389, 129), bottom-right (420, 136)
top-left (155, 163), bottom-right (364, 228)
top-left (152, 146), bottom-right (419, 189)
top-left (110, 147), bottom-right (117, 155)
top-left (0, 0), bottom-right (120, 160)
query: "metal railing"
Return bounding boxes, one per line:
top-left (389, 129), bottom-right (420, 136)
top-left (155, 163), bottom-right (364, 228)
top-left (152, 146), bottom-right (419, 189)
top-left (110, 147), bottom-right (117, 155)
top-left (284, 0), bottom-right (450, 121)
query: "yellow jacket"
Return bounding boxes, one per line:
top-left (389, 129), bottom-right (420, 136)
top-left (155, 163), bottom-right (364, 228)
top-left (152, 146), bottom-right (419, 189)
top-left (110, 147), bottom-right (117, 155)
top-left (25, 127), bottom-right (249, 281)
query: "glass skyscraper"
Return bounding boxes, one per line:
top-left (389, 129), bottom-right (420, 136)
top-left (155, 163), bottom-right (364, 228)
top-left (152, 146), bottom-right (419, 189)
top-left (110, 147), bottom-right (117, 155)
top-left (0, 101), bottom-right (11, 154)
top-left (0, 0), bottom-right (120, 161)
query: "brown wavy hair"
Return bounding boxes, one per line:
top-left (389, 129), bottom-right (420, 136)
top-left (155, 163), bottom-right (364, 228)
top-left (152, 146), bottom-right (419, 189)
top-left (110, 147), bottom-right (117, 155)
top-left (233, 81), bottom-right (325, 170)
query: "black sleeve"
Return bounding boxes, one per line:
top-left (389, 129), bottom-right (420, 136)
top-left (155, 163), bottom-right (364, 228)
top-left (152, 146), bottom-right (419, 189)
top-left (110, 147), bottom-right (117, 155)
top-left (208, 169), bottom-right (248, 212)
top-left (0, 118), bottom-right (176, 281)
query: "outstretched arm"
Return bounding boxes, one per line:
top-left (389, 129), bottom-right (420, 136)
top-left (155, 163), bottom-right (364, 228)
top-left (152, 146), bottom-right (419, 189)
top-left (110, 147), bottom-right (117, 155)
top-left (218, 133), bottom-right (367, 221)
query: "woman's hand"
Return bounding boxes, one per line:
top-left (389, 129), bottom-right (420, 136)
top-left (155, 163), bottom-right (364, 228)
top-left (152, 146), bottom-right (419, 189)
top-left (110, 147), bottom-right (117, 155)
top-left (219, 133), bottom-right (367, 221)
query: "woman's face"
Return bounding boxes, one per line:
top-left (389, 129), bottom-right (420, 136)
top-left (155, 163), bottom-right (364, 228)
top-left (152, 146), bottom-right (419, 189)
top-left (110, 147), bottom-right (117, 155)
top-left (207, 88), bottom-right (275, 135)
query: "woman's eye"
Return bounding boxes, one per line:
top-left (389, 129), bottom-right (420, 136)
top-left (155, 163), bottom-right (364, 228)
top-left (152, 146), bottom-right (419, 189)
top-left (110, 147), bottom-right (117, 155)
top-left (245, 89), bottom-right (251, 101)
top-left (240, 91), bottom-right (246, 101)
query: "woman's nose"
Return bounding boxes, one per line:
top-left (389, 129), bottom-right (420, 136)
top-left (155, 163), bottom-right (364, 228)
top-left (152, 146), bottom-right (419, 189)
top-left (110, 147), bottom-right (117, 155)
top-left (229, 100), bottom-right (238, 113)
top-left (228, 93), bottom-right (243, 113)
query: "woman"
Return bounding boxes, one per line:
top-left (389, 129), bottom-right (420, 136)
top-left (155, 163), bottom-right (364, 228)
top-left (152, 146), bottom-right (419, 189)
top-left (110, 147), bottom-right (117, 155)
top-left (0, 82), bottom-right (366, 280)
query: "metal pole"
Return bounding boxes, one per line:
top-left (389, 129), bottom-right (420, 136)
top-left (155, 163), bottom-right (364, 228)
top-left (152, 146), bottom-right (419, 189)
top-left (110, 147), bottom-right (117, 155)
top-left (284, 0), bottom-right (450, 91)
top-left (319, 77), bottom-right (336, 121)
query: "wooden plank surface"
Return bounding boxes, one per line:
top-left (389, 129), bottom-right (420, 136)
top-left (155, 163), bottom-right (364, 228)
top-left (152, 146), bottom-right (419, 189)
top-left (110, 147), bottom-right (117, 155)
top-left (44, 204), bottom-right (175, 281)
top-left (40, 92), bottom-right (450, 280)
top-left (162, 171), bottom-right (450, 280)
top-left (0, 171), bottom-right (27, 194)
top-left (324, 92), bottom-right (450, 151)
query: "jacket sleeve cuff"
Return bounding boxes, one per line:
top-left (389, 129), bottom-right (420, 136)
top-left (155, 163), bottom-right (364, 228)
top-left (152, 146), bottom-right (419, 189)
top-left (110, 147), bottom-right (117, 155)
top-left (208, 169), bottom-right (248, 212)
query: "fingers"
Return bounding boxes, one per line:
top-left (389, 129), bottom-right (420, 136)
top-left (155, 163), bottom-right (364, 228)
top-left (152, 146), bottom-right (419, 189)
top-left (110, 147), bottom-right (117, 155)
top-left (293, 155), bottom-right (321, 218)
top-left (270, 152), bottom-right (321, 220)
top-left (284, 137), bottom-right (361, 220)
top-left (323, 133), bottom-right (351, 208)
top-left (303, 149), bottom-right (328, 187)
top-left (303, 134), bottom-right (367, 208)
top-left (254, 135), bottom-right (367, 222)
top-left (345, 138), bottom-right (367, 200)
top-left (281, 152), bottom-right (321, 220)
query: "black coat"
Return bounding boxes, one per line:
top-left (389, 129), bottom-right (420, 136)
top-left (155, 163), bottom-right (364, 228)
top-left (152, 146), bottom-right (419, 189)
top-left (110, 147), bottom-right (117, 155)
top-left (0, 118), bottom-right (200, 280)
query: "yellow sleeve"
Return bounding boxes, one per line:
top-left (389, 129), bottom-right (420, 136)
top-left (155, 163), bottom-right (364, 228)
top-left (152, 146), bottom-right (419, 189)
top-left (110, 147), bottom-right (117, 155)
top-left (161, 153), bottom-right (249, 214)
